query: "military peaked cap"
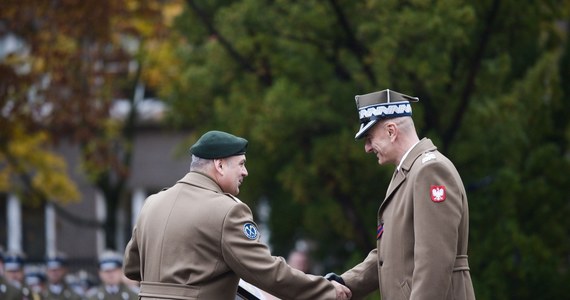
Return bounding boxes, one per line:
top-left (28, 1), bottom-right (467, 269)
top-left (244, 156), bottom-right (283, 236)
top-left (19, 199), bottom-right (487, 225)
top-left (98, 250), bottom-right (123, 271)
top-left (354, 89), bottom-right (419, 139)
top-left (4, 252), bottom-right (25, 271)
top-left (45, 253), bottom-right (68, 269)
top-left (190, 130), bottom-right (248, 159)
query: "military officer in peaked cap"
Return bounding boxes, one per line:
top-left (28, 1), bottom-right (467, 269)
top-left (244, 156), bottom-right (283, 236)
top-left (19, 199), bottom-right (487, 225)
top-left (87, 250), bottom-right (137, 300)
top-left (3, 251), bottom-right (41, 300)
top-left (123, 130), bottom-right (352, 300)
top-left (24, 265), bottom-right (48, 299)
top-left (0, 247), bottom-right (25, 300)
top-left (43, 254), bottom-right (82, 300)
top-left (326, 90), bottom-right (475, 299)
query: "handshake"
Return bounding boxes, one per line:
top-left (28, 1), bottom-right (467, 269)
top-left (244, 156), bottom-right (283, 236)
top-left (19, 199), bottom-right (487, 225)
top-left (325, 272), bottom-right (352, 300)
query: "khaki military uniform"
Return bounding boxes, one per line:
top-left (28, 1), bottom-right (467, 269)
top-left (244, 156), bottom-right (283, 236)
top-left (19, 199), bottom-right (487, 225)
top-left (1, 275), bottom-right (24, 300)
top-left (124, 172), bottom-right (336, 300)
top-left (87, 284), bottom-right (138, 300)
top-left (342, 138), bottom-right (475, 300)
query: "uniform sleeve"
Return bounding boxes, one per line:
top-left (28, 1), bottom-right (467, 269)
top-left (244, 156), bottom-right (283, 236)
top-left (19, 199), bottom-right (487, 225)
top-left (123, 225), bottom-right (142, 281)
top-left (411, 161), bottom-right (463, 300)
top-left (221, 202), bottom-right (336, 300)
top-left (340, 249), bottom-right (380, 300)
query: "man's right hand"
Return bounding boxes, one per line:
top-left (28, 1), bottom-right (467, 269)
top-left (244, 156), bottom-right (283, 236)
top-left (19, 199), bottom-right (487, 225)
top-left (331, 280), bottom-right (352, 300)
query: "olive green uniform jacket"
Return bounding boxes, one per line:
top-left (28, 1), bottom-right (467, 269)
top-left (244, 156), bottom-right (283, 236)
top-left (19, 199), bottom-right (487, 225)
top-left (42, 283), bottom-right (82, 300)
top-left (124, 171), bottom-right (336, 300)
top-left (0, 275), bottom-right (24, 300)
top-left (86, 283), bottom-right (138, 300)
top-left (342, 138), bottom-right (475, 300)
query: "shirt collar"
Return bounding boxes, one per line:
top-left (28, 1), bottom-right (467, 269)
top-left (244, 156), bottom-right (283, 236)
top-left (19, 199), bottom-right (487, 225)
top-left (397, 140), bottom-right (420, 172)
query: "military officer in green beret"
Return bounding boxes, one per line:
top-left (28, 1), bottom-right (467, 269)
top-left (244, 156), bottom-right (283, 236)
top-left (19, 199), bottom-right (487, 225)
top-left (328, 90), bottom-right (475, 299)
top-left (124, 130), bottom-right (352, 300)
top-left (86, 250), bottom-right (137, 300)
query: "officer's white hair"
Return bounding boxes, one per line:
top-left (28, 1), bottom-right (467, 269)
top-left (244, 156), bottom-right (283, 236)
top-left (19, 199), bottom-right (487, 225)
top-left (378, 116), bottom-right (415, 134)
top-left (393, 116), bottom-right (415, 134)
top-left (190, 155), bottom-right (212, 171)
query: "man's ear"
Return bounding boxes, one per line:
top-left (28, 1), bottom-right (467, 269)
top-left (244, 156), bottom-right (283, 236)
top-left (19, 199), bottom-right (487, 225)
top-left (214, 158), bottom-right (224, 172)
top-left (387, 122), bottom-right (397, 139)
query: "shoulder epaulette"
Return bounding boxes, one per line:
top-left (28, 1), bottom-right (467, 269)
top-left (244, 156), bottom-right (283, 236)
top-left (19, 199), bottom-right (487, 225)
top-left (421, 151), bottom-right (437, 164)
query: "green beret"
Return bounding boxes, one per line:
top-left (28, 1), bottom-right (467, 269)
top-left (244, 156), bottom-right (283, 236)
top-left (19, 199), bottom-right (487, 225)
top-left (190, 130), bottom-right (248, 159)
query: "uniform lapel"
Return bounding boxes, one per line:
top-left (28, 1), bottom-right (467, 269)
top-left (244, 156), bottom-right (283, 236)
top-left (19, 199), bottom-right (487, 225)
top-left (386, 169), bottom-right (405, 198)
top-left (381, 169), bottom-right (406, 210)
top-left (379, 138), bottom-right (435, 212)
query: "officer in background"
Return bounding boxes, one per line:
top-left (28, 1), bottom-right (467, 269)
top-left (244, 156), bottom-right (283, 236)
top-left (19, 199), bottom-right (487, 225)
top-left (124, 130), bottom-right (351, 300)
top-left (87, 250), bottom-right (137, 300)
top-left (3, 251), bottom-right (40, 300)
top-left (71, 270), bottom-right (98, 297)
top-left (25, 265), bottom-right (48, 299)
top-left (43, 254), bottom-right (82, 300)
top-left (0, 246), bottom-right (25, 300)
top-left (328, 89), bottom-right (475, 299)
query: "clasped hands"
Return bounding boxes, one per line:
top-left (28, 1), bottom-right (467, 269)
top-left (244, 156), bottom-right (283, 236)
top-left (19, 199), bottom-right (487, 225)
top-left (326, 272), bottom-right (352, 300)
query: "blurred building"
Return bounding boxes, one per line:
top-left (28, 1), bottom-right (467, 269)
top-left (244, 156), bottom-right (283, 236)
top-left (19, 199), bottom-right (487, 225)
top-left (0, 99), bottom-right (191, 271)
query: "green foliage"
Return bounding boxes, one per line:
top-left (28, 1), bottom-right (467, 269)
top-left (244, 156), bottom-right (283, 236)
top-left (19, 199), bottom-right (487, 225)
top-left (149, 0), bottom-right (570, 298)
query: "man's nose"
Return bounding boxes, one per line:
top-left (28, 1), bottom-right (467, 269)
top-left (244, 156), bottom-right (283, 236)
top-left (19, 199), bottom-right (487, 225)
top-left (364, 142), bottom-right (373, 153)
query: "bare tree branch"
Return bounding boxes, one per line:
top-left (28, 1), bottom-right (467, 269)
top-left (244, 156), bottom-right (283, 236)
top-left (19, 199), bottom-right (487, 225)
top-left (328, 0), bottom-right (376, 85)
top-left (441, 0), bottom-right (500, 152)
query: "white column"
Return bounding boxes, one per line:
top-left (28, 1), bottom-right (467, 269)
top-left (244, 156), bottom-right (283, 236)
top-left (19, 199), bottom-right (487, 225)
top-left (132, 188), bottom-right (146, 228)
top-left (95, 190), bottom-right (106, 254)
top-left (116, 201), bottom-right (126, 251)
top-left (256, 196), bottom-right (272, 250)
top-left (45, 202), bottom-right (56, 257)
top-left (7, 194), bottom-right (22, 252)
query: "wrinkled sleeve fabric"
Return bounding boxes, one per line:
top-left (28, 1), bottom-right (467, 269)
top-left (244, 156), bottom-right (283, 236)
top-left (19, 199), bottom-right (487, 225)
top-left (411, 162), bottom-right (463, 300)
top-left (221, 202), bottom-right (336, 300)
top-left (123, 226), bottom-right (142, 281)
top-left (340, 249), bottom-right (379, 300)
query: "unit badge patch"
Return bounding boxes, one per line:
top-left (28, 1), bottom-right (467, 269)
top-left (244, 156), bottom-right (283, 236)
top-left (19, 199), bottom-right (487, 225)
top-left (243, 223), bottom-right (258, 240)
top-left (430, 185), bottom-right (446, 202)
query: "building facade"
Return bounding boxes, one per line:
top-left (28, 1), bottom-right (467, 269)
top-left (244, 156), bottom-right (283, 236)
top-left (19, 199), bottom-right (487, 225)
top-left (0, 126), bottom-right (191, 271)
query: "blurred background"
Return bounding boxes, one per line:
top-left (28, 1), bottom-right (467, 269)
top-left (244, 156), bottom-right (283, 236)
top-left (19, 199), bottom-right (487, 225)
top-left (1, 0), bottom-right (569, 299)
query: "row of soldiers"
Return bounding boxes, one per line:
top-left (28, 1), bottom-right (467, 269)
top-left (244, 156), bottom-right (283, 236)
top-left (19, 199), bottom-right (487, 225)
top-left (0, 248), bottom-right (139, 300)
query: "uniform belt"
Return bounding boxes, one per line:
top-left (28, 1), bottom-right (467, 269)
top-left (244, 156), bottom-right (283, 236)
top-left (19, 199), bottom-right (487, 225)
top-left (139, 281), bottom-right (199, 300)
top-left (453, 255), bottom-right (470, 272)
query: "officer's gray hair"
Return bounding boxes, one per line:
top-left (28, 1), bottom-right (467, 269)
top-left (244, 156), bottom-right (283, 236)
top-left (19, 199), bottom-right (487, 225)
top-left (190, 155), bottom-right (212, 171)
top-left (393, 116), bottom-right (415, 134)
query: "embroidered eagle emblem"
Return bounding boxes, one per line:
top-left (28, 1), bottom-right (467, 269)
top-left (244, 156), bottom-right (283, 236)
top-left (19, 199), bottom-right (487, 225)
top-left (430, 185), bottom-right (446, 202)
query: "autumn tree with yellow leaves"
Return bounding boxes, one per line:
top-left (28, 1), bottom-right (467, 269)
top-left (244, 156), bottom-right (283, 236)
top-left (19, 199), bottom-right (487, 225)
top-left (0, 0), bottom-right (182, 249)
